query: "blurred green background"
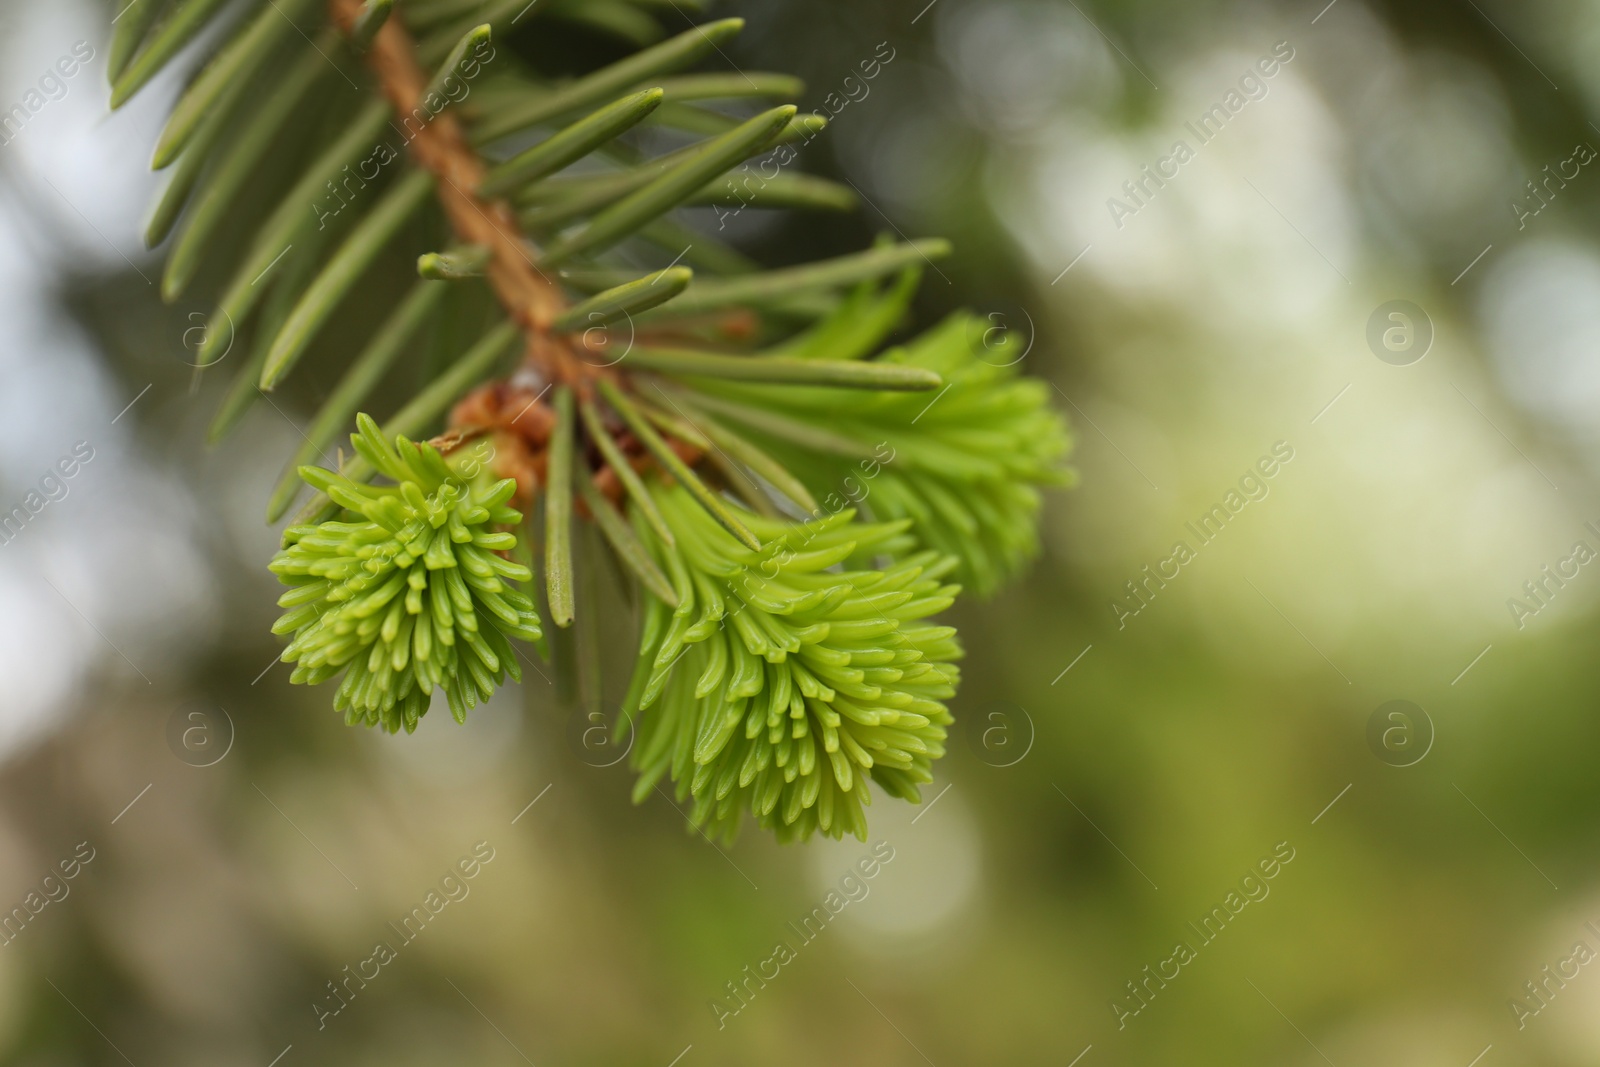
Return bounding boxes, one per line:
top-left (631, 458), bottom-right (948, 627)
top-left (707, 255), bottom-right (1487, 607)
top-left (2, 0), bottom-right (1600, 1063)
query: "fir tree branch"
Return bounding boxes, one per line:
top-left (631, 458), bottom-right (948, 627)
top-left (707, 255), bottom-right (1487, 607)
top-left (327, 0), bottom-right (576, 379)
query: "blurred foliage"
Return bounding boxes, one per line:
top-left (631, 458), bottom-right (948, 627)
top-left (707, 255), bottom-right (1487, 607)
top-left (6, 0), bottom-right (1600, 1064)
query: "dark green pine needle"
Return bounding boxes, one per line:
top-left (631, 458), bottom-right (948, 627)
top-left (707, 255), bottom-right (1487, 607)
top-left (545, 387), bottom-right (577, 628)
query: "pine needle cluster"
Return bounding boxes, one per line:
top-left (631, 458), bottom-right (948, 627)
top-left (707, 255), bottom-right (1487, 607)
top-left (116, 0), bottom-right (1072, 841)
top-left (627, 487), bottom-right (961, 842)
top-left (270, 416), bottom-right (540, 731)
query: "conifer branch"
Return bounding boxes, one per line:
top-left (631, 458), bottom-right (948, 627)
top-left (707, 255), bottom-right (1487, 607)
top-left (327, 0), bottom-right (575, 378)
top-left (116, 0), bottom-right (1074, 841)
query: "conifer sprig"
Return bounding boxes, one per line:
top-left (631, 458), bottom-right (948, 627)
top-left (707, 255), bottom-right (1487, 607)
top-left (118, 0), bottom-right (1072, 842)
top-left (270, 416), bottom-right (540, 732)
top-left (626, 487), bottom-right (961, 842)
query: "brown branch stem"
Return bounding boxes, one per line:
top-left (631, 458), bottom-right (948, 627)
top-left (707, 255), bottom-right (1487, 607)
top-left (327, 0), bottom-right (578, 383)
top-left (322, 3), bottom-right (714, 515)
